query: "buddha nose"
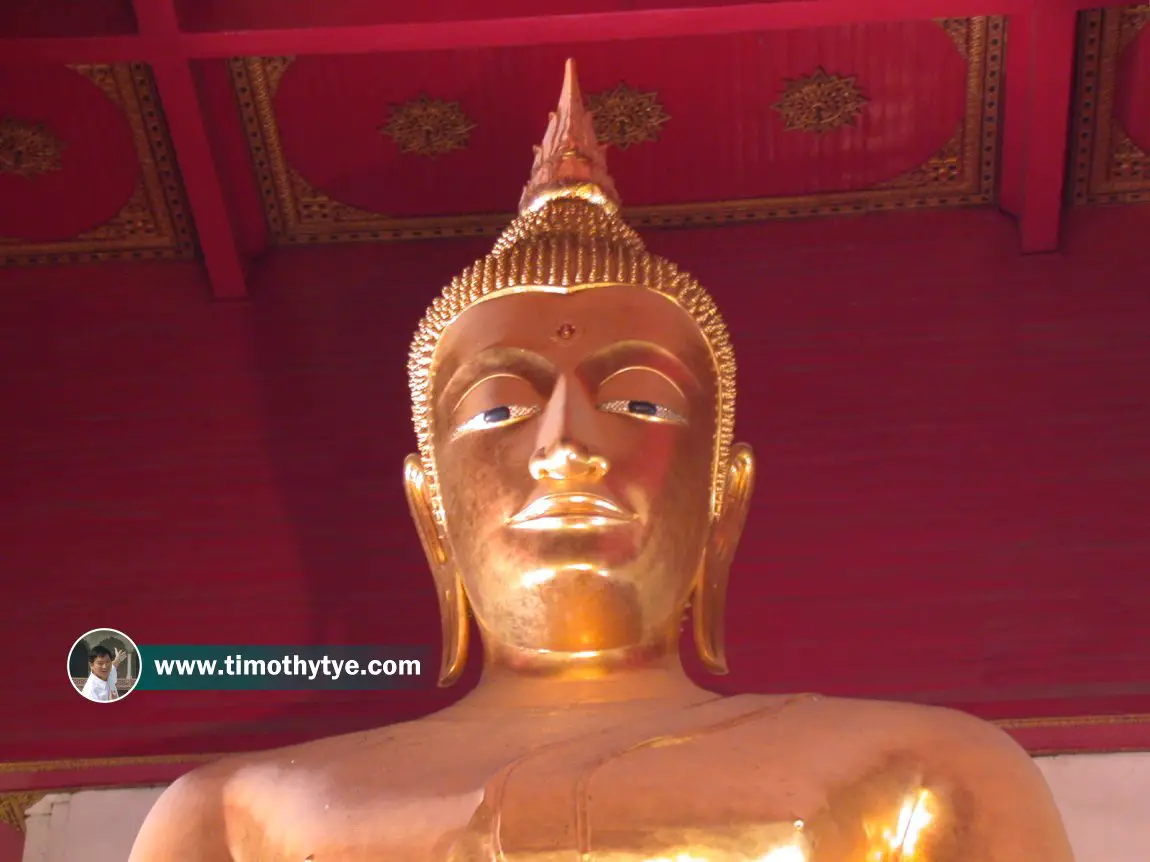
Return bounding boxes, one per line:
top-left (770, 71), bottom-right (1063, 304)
top-left (529, 375), bottom-right (608, 482)
top-left (529, 438), bottom-right (610, 482)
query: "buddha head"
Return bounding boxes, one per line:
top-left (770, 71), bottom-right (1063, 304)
top-left (405, 60), bottom-right (755, 686)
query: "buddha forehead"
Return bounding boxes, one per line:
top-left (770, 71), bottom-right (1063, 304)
top-left (429, 284), bottom-right (719, 408)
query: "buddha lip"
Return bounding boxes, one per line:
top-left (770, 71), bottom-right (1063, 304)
top-left (508, 493), bottom-right (633, 527)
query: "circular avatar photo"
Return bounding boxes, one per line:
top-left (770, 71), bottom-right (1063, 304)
top-left (68, 628), bottom-right (141, 703)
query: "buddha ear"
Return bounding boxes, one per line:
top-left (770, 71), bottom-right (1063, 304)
top-left (403, 454), bottom-right (469, 687)
top-left (692, 443), bottom-right (756, 675)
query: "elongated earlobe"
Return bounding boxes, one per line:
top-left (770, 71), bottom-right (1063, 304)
top-left (693, 443), bottom-right (756, 674)
top-left (403, 454), bottom-right (469, 686)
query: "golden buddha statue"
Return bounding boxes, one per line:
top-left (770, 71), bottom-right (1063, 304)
top-left (131, 60), bottom-right (1075, 862)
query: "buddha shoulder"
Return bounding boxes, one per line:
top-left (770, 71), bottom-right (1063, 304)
top-left (129, 754), bottom-right (235, 861)
top-left (127, 724), bottom-right (428, 862)
top-left (763, 695), bottom-right (1075, 862)
top-left (529, 694), bottom-right (1075, 862)
top-left (128, 719), bottom-right (529, 862)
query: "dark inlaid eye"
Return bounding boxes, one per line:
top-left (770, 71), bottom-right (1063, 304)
top-left (452, 404), bottom-right (541, 440)
top-left (597, 399), bottom-right (686, 424)
top-left (482, 406), bottom-right (512, 423)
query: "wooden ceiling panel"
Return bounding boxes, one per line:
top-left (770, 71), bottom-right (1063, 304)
top-left (235, 17), bottom-right (1003, 245)
top-left (1071, 4), bottom-right (1150, 205)
top-left (0, 63), bottom-right (195, 266)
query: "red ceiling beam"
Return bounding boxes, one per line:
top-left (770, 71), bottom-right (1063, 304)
top-left (0, 0), bottom-right (1072, 65)
top-left (148, 61), bottom-right (249, 299)
top-left (1000, 4), bottom-right (1078, 253)
top-left (131, 0), bottom-right (248, 299)
top-left (0, 0), bottom-right (1127, 63)
top-left (0, 35), bottom-right (159, 64)
top-left (174, 0), bottom-right (1035, 57)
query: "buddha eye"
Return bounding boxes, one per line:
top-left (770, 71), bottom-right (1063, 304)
top-left (452, 404), bottom-right (540, 439)
top-left (598, 399), bottom-right (686, 425)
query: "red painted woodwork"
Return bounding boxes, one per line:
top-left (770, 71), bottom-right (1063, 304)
top-left (0, 1), bottom-right (1049, 66)
top-left (1016, 6), bottom-right (1077, 252)
top-left (175, 0), bottom-right (763, 33)
top-left (147, 58), bottom-right (248, 297)
top-left (1, 207), bottom-right (1148, 767)
top-left (998, 13), bottom-right (1029, 218)
top-left (130, 0), bottom-right (248, 297)
top-left (192, 60), bottom-right (271, 263)
top-left (0, 0), bottom-right (1137, 65)
top-left (2, 0), bottom-right (1150, 784)
top-left (0, 0), bottom-right (1124, 269)
top-left (129, 0), bottom-right (177, 36)
top-left (277, 25), bottom-right (965, 218)
top-left (0, 65), bottom-right (139, 241)
top-left (0, 0), bottom-right (136, 39)
top-left (0, 825), bottom-right (21, 862)
top-left (1115, 18), bottom-right (1150, 149)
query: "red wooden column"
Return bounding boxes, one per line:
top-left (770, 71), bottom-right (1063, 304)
top-left (1000, 3), bottom-right (1079, 253)
top-left (131, 0), bottom-right (248, 299)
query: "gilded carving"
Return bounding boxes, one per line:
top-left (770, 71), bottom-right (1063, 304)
top-left (0, 752), bottom-right (221, 775)
top-left (289, 166), bottom-right (378, 225)
top-left (587, 83), bottom-right (671, 149)
top-left (70, 63), bottom-right (121, 103)
top-left (1119, 5), bottom-right (1150, 50)
top-left (937, 18), bottom-right (972, 60)
top-left (262, 56), bottom-right (295, 95)
top-left (240, 57), bottom-right (376, 227)
top-left (0, 116), bottom-right (67, 179)
top-left (883, 127), bottom-right (964, 189)
top-left (380, 95), bottom-right (476, 159)
top-left (1110, 124), bottom-right (1150, 180)
top-left (1071, 6), bottom-right (1150, 204)
top-left (233, 18), bottom-right (1003, 243)
top-left (0, 63), bottom-right (194, 267)
top-left (771, 67), bottom-right (868, 134)
top-left (0, 792), bottom-right (46, 832)
top-left (76, 180), bottom-right (155, 242)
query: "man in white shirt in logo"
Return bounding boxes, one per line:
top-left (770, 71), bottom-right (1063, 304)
top-left (80, 645), bottom-right (129, 702)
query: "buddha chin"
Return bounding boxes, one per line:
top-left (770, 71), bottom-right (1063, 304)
top-left (517, 565), bottom-right (645, 652)
top-left (462, 511), bottom-right (703, 656)
top-left (462, 530), bottom-right (694, 657)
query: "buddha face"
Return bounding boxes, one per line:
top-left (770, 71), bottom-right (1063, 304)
top-left (428, 284), bottom-right (718, 654)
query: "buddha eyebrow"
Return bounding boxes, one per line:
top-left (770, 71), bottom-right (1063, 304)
top-left (578, 341), bottom-right (699, 393)
top-left (442, 347), bottom-right (556, 412)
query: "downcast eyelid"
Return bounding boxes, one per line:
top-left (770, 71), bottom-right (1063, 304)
top-left (452, 372), bottom-right (531, 414)
top-left (451, 404), bottom-right (540, 441)
top-left (599, 399), bottom-right (687, 424)
top-left (597, 364), bottom-right (687, 400)
top-left (447, 349), bottom-right (555, 414)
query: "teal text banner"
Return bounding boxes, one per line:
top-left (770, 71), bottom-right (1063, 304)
top-left (135, 645), bottom-right (432, 691)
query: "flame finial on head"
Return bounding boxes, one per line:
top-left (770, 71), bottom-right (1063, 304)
top-left (518, 58), bottom-right (621, 215)
top-left (409, 59), bottom-right (736, 532)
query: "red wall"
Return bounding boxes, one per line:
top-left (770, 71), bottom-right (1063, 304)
top-left (1, 206), bottom-right (1148, 764)
top-left (0, 825), bottom-right (21, 862)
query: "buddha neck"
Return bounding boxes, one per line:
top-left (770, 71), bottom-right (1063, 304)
top-left (455, 633), bottom-right (713, 713)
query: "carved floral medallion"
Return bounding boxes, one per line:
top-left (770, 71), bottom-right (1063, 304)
top-left (380, 96), bottom-right (477, 159)
top-left (233, 18), bottom-right (1003, 244)
top-left (587, 84), bottom-right (671, 149)
top-left (772, 67), bottom-right (868, 134)
top-left (1, 64), bottom-right (193, 266)
top-left (0, 116), bottom-right (67, 179)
